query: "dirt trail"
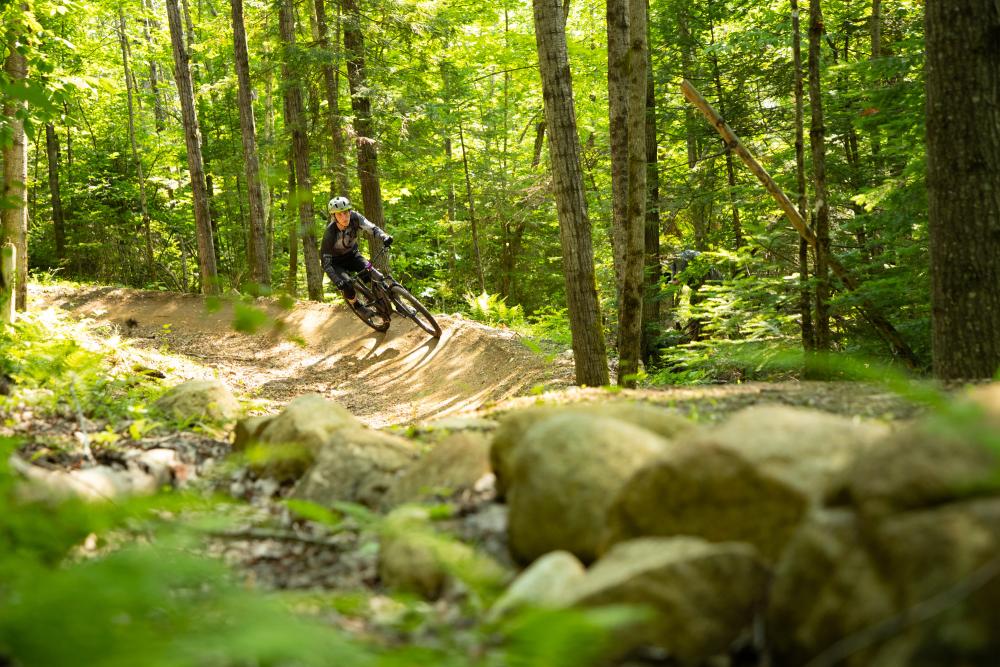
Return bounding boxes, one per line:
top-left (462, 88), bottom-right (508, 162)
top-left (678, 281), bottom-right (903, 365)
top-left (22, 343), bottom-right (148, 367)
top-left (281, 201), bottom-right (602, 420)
top-left (31, 285), bottom-right (575, 428)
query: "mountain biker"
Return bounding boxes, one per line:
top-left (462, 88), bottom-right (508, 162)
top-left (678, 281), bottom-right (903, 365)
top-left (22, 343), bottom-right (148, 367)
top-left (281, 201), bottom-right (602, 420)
top-left (321, 196), bottom-right (394, 317)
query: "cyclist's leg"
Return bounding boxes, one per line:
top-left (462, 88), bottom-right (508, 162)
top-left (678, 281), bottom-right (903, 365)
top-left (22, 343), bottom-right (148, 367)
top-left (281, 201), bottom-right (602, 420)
top-left (327, 256), bottom-right (358, 303)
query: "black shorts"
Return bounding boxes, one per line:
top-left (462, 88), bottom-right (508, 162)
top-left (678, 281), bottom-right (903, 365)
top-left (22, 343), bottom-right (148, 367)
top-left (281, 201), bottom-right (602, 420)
top-left (327, 249), bottom-right (368, 288)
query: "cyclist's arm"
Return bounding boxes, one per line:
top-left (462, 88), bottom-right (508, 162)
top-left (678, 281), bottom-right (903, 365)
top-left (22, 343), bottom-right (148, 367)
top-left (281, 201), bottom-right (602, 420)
top-left (355, 212), bottom-right (390, 243)
top-left (319, 228), bottom-right (338, 279)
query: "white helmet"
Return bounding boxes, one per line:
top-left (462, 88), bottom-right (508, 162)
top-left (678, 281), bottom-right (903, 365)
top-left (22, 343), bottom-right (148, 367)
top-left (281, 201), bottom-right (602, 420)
top-left (328, 196), bottom-right (351, 215)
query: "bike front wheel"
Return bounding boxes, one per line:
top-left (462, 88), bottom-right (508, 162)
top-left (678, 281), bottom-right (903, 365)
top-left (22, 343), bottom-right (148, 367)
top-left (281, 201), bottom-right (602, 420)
top-left (389, 285), bottom-right (442, 338)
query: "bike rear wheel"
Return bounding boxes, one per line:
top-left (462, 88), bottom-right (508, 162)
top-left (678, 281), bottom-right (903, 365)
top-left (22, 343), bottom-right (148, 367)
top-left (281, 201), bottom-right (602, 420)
top-left (350, 281), bottom-right (390, 332)
top-left (389, 284), bottom-right (441, 338)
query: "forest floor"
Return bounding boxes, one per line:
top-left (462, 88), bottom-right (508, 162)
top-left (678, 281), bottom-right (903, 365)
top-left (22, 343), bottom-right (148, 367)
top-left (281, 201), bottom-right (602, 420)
top-left (30, 283), bottom-right (924, 427)
top-left (8, 284), bottom-right (936, 662)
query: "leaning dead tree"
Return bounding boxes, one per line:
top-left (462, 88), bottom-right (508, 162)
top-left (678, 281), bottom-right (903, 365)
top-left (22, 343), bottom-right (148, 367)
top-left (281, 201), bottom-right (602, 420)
top-left (680, 79), bottom-right (920, 368)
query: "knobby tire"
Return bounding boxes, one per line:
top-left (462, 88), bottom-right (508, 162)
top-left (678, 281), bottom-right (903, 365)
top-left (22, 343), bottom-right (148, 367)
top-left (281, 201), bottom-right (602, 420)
top-left (389, 284), bottom-right (442, 338)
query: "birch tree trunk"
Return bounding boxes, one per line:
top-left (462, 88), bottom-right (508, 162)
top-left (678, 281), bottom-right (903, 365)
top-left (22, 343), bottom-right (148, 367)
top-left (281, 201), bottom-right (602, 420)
top-left (279, 0), bottom-right (323, 300)
top-left (808, 0), bottom-right (831, 352)
top-left (342, 0), bottom-right (389, 273)
top-left (45, 124), bottom-right (67, 261)
top-left (119, 9), bottom-right (154, 275)
top-left (531, 0), bottom-right (609, 386)
top-left (165, 0), bottom-right (219, 293)
top-left (2, 31), bottom-right (28, 311)
top-left (230, 0), bottom-right (271, 289)
top-left (926, 0), bottom-right (1000, 379)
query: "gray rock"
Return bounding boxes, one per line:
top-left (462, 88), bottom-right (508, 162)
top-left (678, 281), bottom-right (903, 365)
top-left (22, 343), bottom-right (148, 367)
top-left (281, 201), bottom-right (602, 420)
top-left (603, 443), bottom-right (809, 563)
top-left (768, 498), bottom-right (1000, 667)
top-left (488, 551), bottom-right (585, 621)
top-left (292, 427), bottom-right (418, 508)
top-left (827, 422), bottom-right (999, 516)
top-left (153, 379), bottom-right (241, 422)
top-left (490, 401), bottom-right (694, 498)
top-left (767, 509), bottom-right (897, 666)
top-left (11, 457), bottom-right (158, 502)
top-left (382, 431), bottom-right (492, 508)
top-left (232, 415), bottom-right (273, 452)
top-left (256, 394), bottom-right (359, 451)
top-left (506, 413), bottom-right (672, 563)
top-left (247, 395), bottom-right (361, 480)
top-left (868, 497), bottom-right (1000, 664)
top-left (700, 405), bottom-right (888, 502)
top-left (565, 537), bottom-right (769, 665)
top-left (377, 506), bottom-right (509, 600)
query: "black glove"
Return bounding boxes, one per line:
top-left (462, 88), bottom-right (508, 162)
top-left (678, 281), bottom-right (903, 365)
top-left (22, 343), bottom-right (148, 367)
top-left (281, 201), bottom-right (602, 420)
top-left (382, 235), bottom-right (394, 248)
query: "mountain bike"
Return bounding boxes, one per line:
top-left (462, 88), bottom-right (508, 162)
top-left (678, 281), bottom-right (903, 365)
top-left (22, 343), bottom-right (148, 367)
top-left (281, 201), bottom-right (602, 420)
top-left (343, 248), bottom-right (442, 338)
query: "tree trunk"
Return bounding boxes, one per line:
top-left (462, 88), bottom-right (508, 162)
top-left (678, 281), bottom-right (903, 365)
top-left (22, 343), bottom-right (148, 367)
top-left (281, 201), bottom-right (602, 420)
top-left (868, 0), bottom-right (882, 166)
top-left (315, 0), bottom-right (349, 197)
top-left (926, 0), bottom-right (1000, 379)
top-left (531, 0), bottom-right (609, 386)
top-left (343, 0), bottom-right (389, 273)
top-left (119, 9), bottom-right (154, 275)
top-left (458, 122), bottom-right (485, 293)
top-left (285, 155), bottom-right (298, 296)
top-left (709, 3), bottom-right (742, 250)
top-left (808, 0), bottom-right (831, 352)
top-left (1, 244), bottom-right (14, 323)
top-left (532, 121), bottom-right (546, 168)
top-left (444, 135), bottom-right (457, 275)
top-left (165, 0), bottom-right (219, 294)
top-left (641, 5), bottom-right (661, 365)
top-left (230, 0), bottom-right (271, 290)
top-left (606, 0), bottom-right (629, 304)
top-left (141, 0), bottom-right (167, 133)
top-left (791, 0), bottom-right (814, 353)
top-left (617, 0), bottom-right (647, 387)
top-left (263, 48), bottom-right (276, 264)
top-left (279, 0), bottom-right (323, 301)
top-left (2, 33), bottom-right (28, 311)
top-left (45, 124), bottom-right (67, 261)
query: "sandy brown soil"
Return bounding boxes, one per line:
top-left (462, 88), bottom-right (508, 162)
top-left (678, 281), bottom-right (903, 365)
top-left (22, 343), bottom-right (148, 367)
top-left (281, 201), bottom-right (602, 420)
top-left (30, 284), bottom-right (577, 427)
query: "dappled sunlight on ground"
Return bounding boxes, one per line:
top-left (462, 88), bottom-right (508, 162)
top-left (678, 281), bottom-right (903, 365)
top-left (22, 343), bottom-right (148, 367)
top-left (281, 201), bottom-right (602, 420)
top-left (29, 284), bottom-right (574, 427)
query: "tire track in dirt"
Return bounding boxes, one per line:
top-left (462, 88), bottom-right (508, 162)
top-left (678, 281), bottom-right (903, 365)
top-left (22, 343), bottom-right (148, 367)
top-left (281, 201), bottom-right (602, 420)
top-left (31, 285), bottom-right (574, 427)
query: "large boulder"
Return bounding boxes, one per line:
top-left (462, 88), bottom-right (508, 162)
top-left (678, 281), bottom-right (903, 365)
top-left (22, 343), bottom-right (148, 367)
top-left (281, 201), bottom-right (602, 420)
top-left (255, 395), bottom-right (359, 450)
top-left (291, 427), bottom-right (418, 508)
top-left (699, 405), bottom-right (889, 501)
top-left (827, 421), bottom-right (999, 516)
top-left (487, 551), bottom-right (586, 621)
top-left (767, 510), bottom-right (897, 666)
top-left (382, 431), bottom-right (492, 509)
top-left (153, 379), bottom-right (241, 422)
top-left (378, 507), bottom-right (509, 600)
top-left (505, 413), bottom-right (672, 563)
top-left (768, 499), bottom-right (1000, 667)
top-left (490, 401), bottom-right (694, 498)
top-left (564, 537), bottom-right (769, 665)
top-left (243, 395), bottom-right (361, 480)
top-left (603, 443), bottom-right (809, 562)
top-left (867, 497), bottom-right (1000, 663)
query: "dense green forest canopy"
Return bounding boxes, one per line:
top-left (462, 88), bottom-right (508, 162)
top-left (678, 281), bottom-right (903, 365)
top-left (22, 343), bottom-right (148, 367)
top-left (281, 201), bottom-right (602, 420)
top-left (1, 0), bottom-right (996, 380)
